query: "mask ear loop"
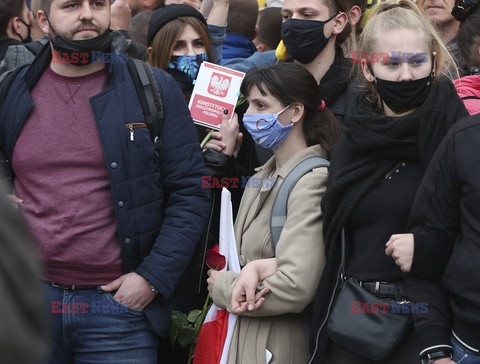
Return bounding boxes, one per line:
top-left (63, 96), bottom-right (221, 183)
top-left (276, 104), bottom-right (292, 117)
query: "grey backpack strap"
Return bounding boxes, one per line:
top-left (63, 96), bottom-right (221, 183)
top-left (270, 156), bottom-right (330, 254)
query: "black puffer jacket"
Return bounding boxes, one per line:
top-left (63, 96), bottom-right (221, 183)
top-left (408, 114), bottom-right (480, 352)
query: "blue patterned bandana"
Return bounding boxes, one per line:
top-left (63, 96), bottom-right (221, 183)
top-left (168, 53), bottom-right (208, 84)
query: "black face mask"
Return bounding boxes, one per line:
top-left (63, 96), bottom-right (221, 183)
top-left (373, 74), bottom-right (433, 114)
top-left (280, 16), bottom-right (336, 64)
top-left (51, 31), bottom-right (113, 66)
top-left (16, 18), bottom-right (32, 43)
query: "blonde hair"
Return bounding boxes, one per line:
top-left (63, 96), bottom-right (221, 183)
top-left (357, 0), bottom-right (458, 105)
top-left (148, 16), bottom-right (213, 70)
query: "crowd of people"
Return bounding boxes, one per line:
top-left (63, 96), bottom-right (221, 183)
top-left (0, 0), bottom-right (480, 363)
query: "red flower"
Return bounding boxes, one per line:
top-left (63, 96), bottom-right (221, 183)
top-left (205, 244), bottom-right (226, 270)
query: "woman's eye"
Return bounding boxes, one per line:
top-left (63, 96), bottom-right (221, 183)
top-left (174, 42), bottom-right (184, 50)
top-left (194, 41), bottom-right (204, 48)
top-left (282, 14), bottom-right (291, 20)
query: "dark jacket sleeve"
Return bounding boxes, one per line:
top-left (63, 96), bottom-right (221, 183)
top-left (0, 182), bottom-right (47, 363)
top-left (405, 125), bottom-right (461, 353)
top-left (203, 148), bottom-right (237, 178)
top-left (409, 130), bottom-right (460, 281)
top-left (135, 71), bottom-right (211, 300)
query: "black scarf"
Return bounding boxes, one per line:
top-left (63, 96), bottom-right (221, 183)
top-left (309, 76), bottom-right (469, 362)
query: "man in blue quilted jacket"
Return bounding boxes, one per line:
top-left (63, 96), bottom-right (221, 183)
top-left (0, 0), bottom-right (211, 362)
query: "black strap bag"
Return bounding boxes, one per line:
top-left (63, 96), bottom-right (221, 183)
top-left (326, 229), bottom-right (411, 360)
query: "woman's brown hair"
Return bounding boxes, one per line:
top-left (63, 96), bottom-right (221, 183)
top-left (148, 16), bottom-right (213, 70)
top-left (240, 63), bottom-right (343, 159)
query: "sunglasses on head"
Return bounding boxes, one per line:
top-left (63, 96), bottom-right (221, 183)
top-left (452, 0), bottom-right (479, 21)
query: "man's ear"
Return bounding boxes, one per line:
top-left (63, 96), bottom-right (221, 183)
top-left (37, 10), bottom-right (50, 35)
top-left (147, 46), bottom-right (153, 62)
top-left (11, 17), bottom-right (24, 36)
top-left (256, 43), bottom-right (267, 53)
top-left (361, 58), bottom-right (375, 82)
top-left (332, 11), bottom-right (349, 35)
top-left (348, 5), bottom-right (362, 27)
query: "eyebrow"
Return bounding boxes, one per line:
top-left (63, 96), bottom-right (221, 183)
top-left (281, 6), bottom-right (319, 14)
top-left (248, 98), bottom-right (267, 104)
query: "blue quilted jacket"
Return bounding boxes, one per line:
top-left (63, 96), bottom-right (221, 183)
top-left (0, 44), bottom-right (211, 337)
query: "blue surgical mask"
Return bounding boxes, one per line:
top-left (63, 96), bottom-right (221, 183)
top-left (168, 53), bottom-right (208, 84)
top-left (243, 104), bottom-right (292, 150)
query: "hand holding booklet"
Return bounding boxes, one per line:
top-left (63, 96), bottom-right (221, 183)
top-left (188, 62), bottom-right (245, 130)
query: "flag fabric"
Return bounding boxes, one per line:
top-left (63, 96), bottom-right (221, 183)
top-left (193, 188), bottom-right (240, 364)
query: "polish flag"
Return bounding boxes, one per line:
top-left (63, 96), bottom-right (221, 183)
top-left (193, 188), bottom-right (240, 364)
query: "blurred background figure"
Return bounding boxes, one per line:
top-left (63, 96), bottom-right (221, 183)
top-left (452, 0), bottom-right (480, 114)
top-left (129, 9), bottom-right (154, 46)
top-left (221, 0), bottom-right (259, 62)
top-left (222, 6), bottom-right (281, 72)
top-left (128, 0), bottom-right (164, 17)
top-left (0, 183), bottom-right (47, 364)
top-left (416, 0), bottom-right (463, 77)
top-left (253, 7), bottom-right (282, 53)
top-left (30, 0), bottom-right (44, 40)
top-left (0, 0), bottom-right (33, 61)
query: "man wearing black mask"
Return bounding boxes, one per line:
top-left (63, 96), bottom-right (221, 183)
top-left (0, 0), bottom-right (211, 363)
top-left (0, 0), bottom-right (33, 62)
top-left (281, 0), bottom-right (355, 122)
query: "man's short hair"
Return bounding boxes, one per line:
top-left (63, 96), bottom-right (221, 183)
top-left (0, 0), bottom-right (26, 38)
top-left (255, 7), bottom-right (282, 51)
top-left (39, 0), bottom-right (51, 15)
top-left (226, 0), bottom-right (259, 38)
top-left (128, 10), bottom-right (153, 47)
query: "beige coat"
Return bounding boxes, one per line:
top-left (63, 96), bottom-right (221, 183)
top-left (211, 145), bottom-right (327, 364)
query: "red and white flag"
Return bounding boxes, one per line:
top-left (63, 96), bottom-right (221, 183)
top-left (193, 188), bottom-right (240, 364)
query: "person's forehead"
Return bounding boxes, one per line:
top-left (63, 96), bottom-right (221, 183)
top-left (283, 0), bottom-right (329, 11)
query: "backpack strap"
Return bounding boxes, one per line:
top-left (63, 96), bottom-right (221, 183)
top-left (24, 41), bottom-right (45, 56)
top-left (127, 58), bottom-right (164, 152)
top-left (270, 156), bottom-right (330, 254)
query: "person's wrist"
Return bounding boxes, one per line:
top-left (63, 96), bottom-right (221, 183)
top-left (420, 348), bottom-right (453, 364)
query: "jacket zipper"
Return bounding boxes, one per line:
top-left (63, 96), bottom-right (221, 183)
top-left (384, 161), bottom-right (405, 180)
top-left (125, 122), bottom-right (148, 142)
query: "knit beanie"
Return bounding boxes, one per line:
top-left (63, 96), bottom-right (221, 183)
top-left (147, 4), bottom-right (207, 46)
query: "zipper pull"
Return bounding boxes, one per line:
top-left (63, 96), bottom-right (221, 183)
top-left (129, 125), bottom-right (134, 141)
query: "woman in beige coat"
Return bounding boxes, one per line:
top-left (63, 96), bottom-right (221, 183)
top-left (206, 63), bottom-right (342, 364)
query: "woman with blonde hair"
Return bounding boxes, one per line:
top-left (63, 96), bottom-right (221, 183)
top-left (303, 0), bottom-right (469, 362)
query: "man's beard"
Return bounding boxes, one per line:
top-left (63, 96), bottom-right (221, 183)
top-left (49, 21), bottom-right (109, 41)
